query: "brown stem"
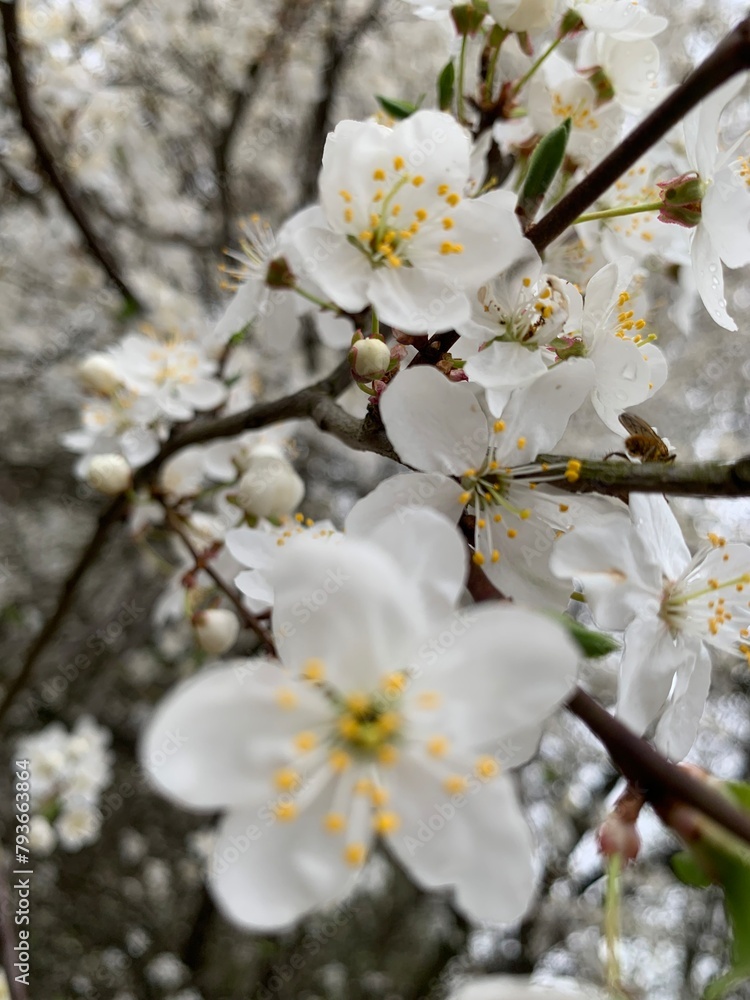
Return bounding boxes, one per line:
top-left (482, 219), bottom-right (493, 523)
top-left (0, 496), bottom-right (127, 726)
top-left (526, 15), bottom-right (750, 252)
top-left (1, 0), bottom-right (141, 307)
top-left (164, 508), bottom-right (275, 653)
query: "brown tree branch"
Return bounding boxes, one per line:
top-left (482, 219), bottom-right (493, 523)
top-left (464, 564), bottom-right (750, 848)
top-left (1, 0), bottom-right (142, 308)
top-left (164, 508), bottom-right (275, 652)
top-left (525, 14), bottom-right (750, 252)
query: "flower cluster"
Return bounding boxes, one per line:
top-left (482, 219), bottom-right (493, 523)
top-left (16, 717), bottom-right (114, 853)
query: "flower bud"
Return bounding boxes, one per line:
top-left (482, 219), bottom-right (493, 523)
top-left (29, 815), bottom-right (57, 857)
top-left (349, 336), bottom-right (392, 382)
top-left (86, 454), bottom-right (132, 495)
top-left (194, 608), bottom-right (241, 655)
top-left (235, 448), bottom-right (305, 519)
top-left (597, 814), bottom-right (640, 862)
top-left (78, 353), bottom-right (122, 394)
top-left (657, 172), bottom-right (706, 228)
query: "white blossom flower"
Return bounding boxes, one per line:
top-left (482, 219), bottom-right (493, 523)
top-left (679, 76), bottom-right (750, 330)
top-left (293, 112), bottom-right (531, 332)
top-left (233, 444), bottom-right (305, 520)
top-left (568, 0), bottom-right (667, 41)
top-left (527, 58), bottom-right (625, 168)
top-left (56, 801), bottom-right (102, 851)
top-left (550, 494), bottom-right (750, 759)
top-left (29, 815), bottom-right (57, 856)
top-left (85, 453), bottom-right (133, 495)
top-left (142, 510), bottom-right (579, 929)
top-left (111, 331), bottom-right (227, 421)
top-left (362, 366), bottom-right (616, 607)
top-left (576, 32), bottom-right (662, 111)
top-left (194, 608), bottom-right (241, 655)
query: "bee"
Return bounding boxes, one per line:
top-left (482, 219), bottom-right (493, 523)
top-left (618, 412), bottom-right (675, 463)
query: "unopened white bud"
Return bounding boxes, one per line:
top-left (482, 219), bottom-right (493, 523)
top-left (86, 454), bottom-right (132, 495)
top-left (194, 608), bottom-right (240, 655)
top-left (349, 338), bottom-right (392, 382)
top-left (78, 353), bottom-right (122, 394)
top-left (29, 815), bottom-right (57, 856)
top-left (235, 452), bottom-right (305, 519)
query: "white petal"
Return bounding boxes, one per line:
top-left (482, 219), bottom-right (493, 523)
top-left (314, 311), bottom-right (356, 349)
top-left (270, 536), bottom-right (429, 691)
top-left (576, 2), bottom-right (667, 41)
top-left (628, 494), bottom-right (689, 581)
top-left (582, 258), bottom-right (635, 344)
top-left (654, 642), bottom-right (712, 762)
top-left (226, 527), bottom-right (279, 571)
top-left (408, 604), bottom-right (578, 748)
top-left (497, 358), bottom-right (596, 461)
top-left (702, 167), bottom-right (750, 270)
top-left (213, 277), bottom-right (265, 343)
top-left (690, 224), bottom-right (736, 330)
top-left (293, 227), bottom-right (371, 314)
top-left (209, 769), bottom-right (370, 930)
top-left (385, 756), bottom-right (536, 925)
top-left (235, 570), bottom-right (275, 612)
top-left (616, 618), bottom-right (689, 737)
top-left (465, 342), bottom-right (547, 393)
top-left (368, 267), bottom-right (470, 334)
top-left (139, 661), bottom-right (331, 810)
top-left (390, 110), bottom-right (471, 186)
top-left (345, 472), bottom-right (465, 535)
top-left (590, 335), bottom-right (665, 434)
top-left (380, 367), bottom-right (489, 474)
top-left (550, 511), bottom-right (661, 630)
top-left (683, 76), bottom-right (745, 178)
top-left (367, 507), bottom-right (468, 626)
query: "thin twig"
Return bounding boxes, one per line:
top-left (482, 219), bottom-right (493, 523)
top-left (0, 496), bottom-right (127, 726)
top-left (164, 508), bottom-right (275, 652)
top-left (1, 0), bottom-right (142, 307)
top-left (526, 14), bottom-right (750, 252)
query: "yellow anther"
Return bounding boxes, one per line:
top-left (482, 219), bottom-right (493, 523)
top-left (345, 692), bottom-right (370, 713)
top-left (437, 184), bottom-right (449, 196)
top-left (344, 842), bottom-right (366, 866)
top-left (294, 731), bottom-right (317, 752)
top-left (329, 749), bottom-right (352, 772)
top-left (446, 193), bottom-right (461, 206)
top-left (459, 491), bottom-right (472, 504)
top-left (382, 671), bottom-right (407, 696)
top-left (338, 715), bottom-right (360, 740)
top-left (416, 691), bottom-right (442, 709)
top-left (274, 768), bottom-right (301, 791)
top-left (324, 812), bottom-right (346, 833)
top-left (443, 775), bottom-right (467, 794)
top-left (442, 217), bottom-right (454, 230)
top-left (378, 744), bottom-right (399, 766)
top-left (295, 512), bottom-right (305, 523)
top-left (519, 509), bottom-right (531, 520)
top-left (374, 811), bottom-right (401, 834)
top-left (477, 518), bottom-right (486, 529)
top-left (494, 419), bottom-right (506, 433)
top-left (522, 277), bottom-right (531, 287)
top-left (275, 688), bottom-right (298, 710)
top-left (517, 437), bottom-right (526, 449)
top-left (493, 513), bottom-right (502, 523)
top-left (491, 550), bottom-right (500, 563)
top-left (339, 189), bottom-right (352, 202)
top-left (370, 786), bottom-right (389, 807)
top-left (373, 168), bottom-right (386, 181)
top-left (344, 208), bottom-right (354, 223)
top-left (427, 735), bottom-right (450, 757)
top-left (559, 503), bottom-right (569, 513)
top-left (475, 756), bottom-right (499, 779)
top-left (302, 658), bottom-right (326, 682)
top-left (415, 208), bottom-right (428, 221)
top-left (472, 551), bottom-right (485, 566)
top-left (412, 175), bottom-right (425, 187)
top-left (273, 801), bottom-right (298, 822)
top-left (393, 156), bottom-right (405, 170)
top-left (507, 528), bottom-right (518, 539)
top-left (376, 712), bottom-right (401, 736)
top-left (354, 778), bottom-right (373, 796)
top-left (360, 229), bottom-right (373, 243)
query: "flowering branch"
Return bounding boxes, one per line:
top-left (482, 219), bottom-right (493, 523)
top-left (465, 563), bottom-right (750, 849)
top-left (525, 14), bottom-right (750, 252)
top-left (539, 453), bottom-right (750, 498)
top-left (163, 508), bottom-right (275, 652)
top-left (1, 0), bottom-right (142, 308)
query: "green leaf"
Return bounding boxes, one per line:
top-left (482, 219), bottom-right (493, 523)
top-left (671, 850), bottom-right (711, 889)
top-left (437, 60), bottom-right (455, 112)
top-left (551, 615), bottom-right (620, 659)
top-left (516, 117), bottom-right (572, 225)
top-left (375, 95), bottom-right (418, 120)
